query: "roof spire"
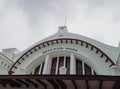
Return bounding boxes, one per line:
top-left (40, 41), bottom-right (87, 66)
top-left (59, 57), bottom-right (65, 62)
top-left (57, 16), bottom-right (68, 34)
top-left (57, 16), bottom-right (68, 33)
top-left (64, 16), bottom-right (67, 26)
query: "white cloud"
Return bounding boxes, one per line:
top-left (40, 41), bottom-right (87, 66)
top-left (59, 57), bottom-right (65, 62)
top-left (0, 5), bottom-right (31, 51)
top-left (0, 0), bottom-right (120, 51)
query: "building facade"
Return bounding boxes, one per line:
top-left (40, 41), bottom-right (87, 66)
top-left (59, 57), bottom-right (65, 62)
top-left (0, 26), bottom-right (120, 89)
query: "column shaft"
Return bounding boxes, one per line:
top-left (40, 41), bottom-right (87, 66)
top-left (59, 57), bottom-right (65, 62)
top-left (42, 55), bottom-right (50, 74)
top-left (70, 53), bottom-right (76, 74)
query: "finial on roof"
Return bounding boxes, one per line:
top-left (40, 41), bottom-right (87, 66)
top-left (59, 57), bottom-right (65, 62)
top-left (64, 16), bottom-right (67, 26)
top-left (57, 26), bottom-right (68, 38)
top-left (57, 26), bottom-right (68, 33)
top-left (57, 16), bottom-right (68, 35)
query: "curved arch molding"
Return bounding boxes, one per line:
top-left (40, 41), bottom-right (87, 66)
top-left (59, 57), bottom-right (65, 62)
top-left (8, 38), bottom-right (115, 74)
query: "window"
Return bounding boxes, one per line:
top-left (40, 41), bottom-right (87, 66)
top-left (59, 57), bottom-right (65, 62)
top-left (51, 57), bottom-right (57, 74)
top-left (58, 57), bottom-right (64, 74)
top-left (85, 64), bottom-right (91, 75)
top-left (32, 63), bottom-right (44, 75)
top-left (66, 57), bottom-right (70, 74)
top-left (34, 65), bottom-right (40, 75)
top-left (76, 59), bottom-right (94, 75)
top-left (76, 59), bottom-right (82, 75)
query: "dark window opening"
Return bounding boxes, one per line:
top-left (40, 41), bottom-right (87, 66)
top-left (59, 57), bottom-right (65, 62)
top-left (34, 65), bottom-right (40, 75)
top-left (76, 59), bottom-right (82, 75)
top-left (66, 57), bottom-right (70, 74)
top-left (51, 57), bottom-right (57, 74)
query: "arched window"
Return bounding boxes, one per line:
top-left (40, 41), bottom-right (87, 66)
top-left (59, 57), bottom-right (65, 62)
top-left (31, 63), bottom-right (44, 75)
top-left (51, 57), bottom-right (70, 75)
top-left (32, 57), bottom-right (96, 75)
top-left (76, 59), bottom-right (96, 75)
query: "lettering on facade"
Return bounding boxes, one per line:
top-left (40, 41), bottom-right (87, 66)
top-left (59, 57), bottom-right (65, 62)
top-left (42, 47), bottom-right (78, 54)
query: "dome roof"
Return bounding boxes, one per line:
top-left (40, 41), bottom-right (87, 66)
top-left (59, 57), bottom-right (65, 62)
top-left (9, 26), bottom-right (120, 74)
top-left (14, 26), bottom-right (119, 63)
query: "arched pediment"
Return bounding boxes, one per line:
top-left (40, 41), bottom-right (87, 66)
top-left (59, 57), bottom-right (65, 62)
top-left (9, 38), bottom-right (115, 74)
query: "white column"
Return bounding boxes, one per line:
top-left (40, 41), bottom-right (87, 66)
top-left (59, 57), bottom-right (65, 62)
top-left (82, 61), bottom-right (85, 75)
top-left (91, 68), bottom-right (94, 75)
top-left (70, 53), bottom-right (76, 74)
top-left (55, 57), bottom-right (59, 74)
top-left (64, 56), bottom-right (66, 67)
top-left (38, 63), bottom-right (43, 74)
top-left (43, 55), bottom-right (50, 74)
top-left (48, 57), bottom-right (52, 74)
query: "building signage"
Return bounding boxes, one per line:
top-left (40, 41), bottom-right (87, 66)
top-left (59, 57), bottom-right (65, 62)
top-left (42, 47), bottom-right (78, 54)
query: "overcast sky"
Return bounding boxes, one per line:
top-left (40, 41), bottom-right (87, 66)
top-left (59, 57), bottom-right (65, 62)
top-left (0, 0), bottom-right (120, 51)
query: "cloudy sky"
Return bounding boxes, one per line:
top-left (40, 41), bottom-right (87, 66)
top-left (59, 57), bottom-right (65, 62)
top-left (0, 0), bottom-right (120, 51)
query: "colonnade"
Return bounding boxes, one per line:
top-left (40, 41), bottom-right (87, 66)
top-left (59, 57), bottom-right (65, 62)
top-left (32, 53), bottom-right (95, 75)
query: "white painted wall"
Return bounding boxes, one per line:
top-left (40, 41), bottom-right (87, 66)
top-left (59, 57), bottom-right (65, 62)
top-left (0, 53), bottom-right (14, 75)
top-left (12, 43), bottom-right (117, 75)
top-left (0, 26), bottom-right (119, 75)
